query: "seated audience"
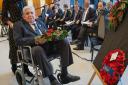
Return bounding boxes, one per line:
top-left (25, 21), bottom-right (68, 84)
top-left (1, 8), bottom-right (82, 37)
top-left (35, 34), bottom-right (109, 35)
top-left (13, 6), bottom-right (80, 85)
top-left (52, 4), bottom-right (63, 28)
top-left (68, 4), bottom-right (83, 41)
top-left (73, 0), bottom-right (96, 50)
top-left (58, 4), bottom-right (72, 25)
top-left (39, 4), bottom-right (55, 28)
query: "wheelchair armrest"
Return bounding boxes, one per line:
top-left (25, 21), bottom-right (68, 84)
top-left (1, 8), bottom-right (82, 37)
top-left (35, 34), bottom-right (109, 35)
top-left (23, 46), bottom-right (32, 50)
top-left (17, 46), bottom-right (34, 66)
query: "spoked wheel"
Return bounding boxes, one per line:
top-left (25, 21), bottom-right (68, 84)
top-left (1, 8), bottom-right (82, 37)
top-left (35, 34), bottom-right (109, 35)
top-left (57, 73), bottom-right (62, 83)
top-left (15, 69), bottom-right (26, 85)
top-left (0, 28), bottom-right (4, 37)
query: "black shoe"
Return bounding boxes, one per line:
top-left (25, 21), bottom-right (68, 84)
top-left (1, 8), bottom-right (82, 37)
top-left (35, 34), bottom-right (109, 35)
top-left (24, 70), bottom-right (33, 77)
top-left (11, 64), bottom-right (17, 74)
top-left (60, 74), bottom-right (80, 84)
top-left (70, 40), bottom-right (79, 45)
top-left (23, 64), bottom-right (33, 77)
top-left (51, 79), bottom-right (61, 85)
top-left (73, 46), bottom-right (84, 50)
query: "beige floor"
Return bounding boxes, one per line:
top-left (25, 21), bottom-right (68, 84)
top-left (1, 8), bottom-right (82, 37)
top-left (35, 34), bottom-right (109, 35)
top-left (0, 36), bottom-right (103, 85)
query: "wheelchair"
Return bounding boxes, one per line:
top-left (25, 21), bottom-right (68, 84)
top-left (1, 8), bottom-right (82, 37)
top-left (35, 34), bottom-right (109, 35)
top-left (16, 46), bottom-right (62, 85)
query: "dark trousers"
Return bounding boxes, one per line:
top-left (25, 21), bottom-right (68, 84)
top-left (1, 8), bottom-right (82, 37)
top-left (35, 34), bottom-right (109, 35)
top-left (77, 25), bottom-right (88, 47)
top-left (77, 25), bottom-right (96, 47)
top-left (8, 28), bottom-right (18, 64)
top-left (31, 39), bottom-right (73, 77)
top-left (70, 24), bottom-right (81, 40)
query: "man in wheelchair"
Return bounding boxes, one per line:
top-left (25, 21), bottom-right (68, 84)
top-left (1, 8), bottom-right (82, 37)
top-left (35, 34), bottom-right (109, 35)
top-left (13, 6), bottom-right (80, 85)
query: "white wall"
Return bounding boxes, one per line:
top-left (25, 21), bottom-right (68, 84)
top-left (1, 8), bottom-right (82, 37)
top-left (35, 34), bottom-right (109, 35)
top-left (58, 0), bottom-right (70, 10)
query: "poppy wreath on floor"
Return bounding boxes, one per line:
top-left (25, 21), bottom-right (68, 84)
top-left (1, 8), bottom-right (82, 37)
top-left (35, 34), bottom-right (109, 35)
top-left (100, 49), bottom-right (126, 85)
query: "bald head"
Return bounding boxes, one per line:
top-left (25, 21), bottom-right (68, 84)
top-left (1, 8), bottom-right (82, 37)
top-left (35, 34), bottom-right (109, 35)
top-left (74, 5), bottom-right (79, 12)
top-left (98, 2), bottom-right (104, 10)
top-left (84, 0), bottom-right (90, 9)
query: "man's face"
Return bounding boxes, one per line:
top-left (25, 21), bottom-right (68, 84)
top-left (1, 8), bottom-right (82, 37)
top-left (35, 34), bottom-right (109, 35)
top-left (98, 2), bottom-right (104, 10)
top-left (74, 5), bottom-right (79, 12)
top-left (84, 0), bottom-right (89, 9)
top-left (23, 8), bottom-right (36, 23)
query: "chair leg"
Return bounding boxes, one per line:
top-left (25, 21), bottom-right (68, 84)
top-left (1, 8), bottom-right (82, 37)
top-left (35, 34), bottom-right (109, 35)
top-left (90, 42), bottom-right (93, 53)
top-left (91, 43), bottom-right (94, 62)
top-left (88, 71), bottom-right (96, 85)
top-left (91, 49), bottom-right (94, 62)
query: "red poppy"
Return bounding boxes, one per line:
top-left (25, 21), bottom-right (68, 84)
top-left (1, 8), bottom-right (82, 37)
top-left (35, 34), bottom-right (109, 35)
top-left (118, 11), bottom-right (124, 16)
top-left (42, 28), bottom-right (68, 42)
top-left (100, 49), bottom-right (126, 85)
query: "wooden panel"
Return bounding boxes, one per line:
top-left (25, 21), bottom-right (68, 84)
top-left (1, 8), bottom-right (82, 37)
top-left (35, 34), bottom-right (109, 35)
top-left (33, 0), bottom-right (41, 16)
top-left (0, 0), bottom-right (3, 11)
top-left (45, 0), bottom-right (53, 5)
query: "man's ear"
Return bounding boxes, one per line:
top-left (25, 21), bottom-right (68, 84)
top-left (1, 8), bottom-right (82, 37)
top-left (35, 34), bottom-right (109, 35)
top-left (22, 15), bottom-right (25, 19)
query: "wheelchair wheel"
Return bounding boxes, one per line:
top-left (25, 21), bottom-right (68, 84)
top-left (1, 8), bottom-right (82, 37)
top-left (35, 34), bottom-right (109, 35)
top-left (57, 73), bottom-right (62, 83)
top-left (0, 27), bottom-right (4, 37)
top-left (15, 69), bottom-right (26, 85)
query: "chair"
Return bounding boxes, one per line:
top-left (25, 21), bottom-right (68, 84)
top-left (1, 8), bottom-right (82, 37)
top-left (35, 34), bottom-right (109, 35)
top-left (16, 46), bottom-right (61, 85)
top-left (89, 15), bottom-right (105, 62)
top-left (89, 36), bottom-right (103, 61)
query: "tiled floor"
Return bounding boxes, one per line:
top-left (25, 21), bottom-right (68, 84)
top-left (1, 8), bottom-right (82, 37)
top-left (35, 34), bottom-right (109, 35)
top-left (0, 36), bottom-right (103, 85)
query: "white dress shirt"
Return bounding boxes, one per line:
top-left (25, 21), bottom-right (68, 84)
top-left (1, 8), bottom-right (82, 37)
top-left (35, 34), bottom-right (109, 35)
top-left (82, 7), bottom-right (89, 22)
top-left (30, 22), bottom-right (42, 35)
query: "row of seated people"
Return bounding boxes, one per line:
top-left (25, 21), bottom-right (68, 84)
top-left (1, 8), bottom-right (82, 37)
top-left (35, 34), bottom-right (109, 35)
top-left (39, 1), bottom-right (109, 50)
top-left (38, 2), bottom-right (95, 50)
top-left (39, 3), bottom-right (72, 28)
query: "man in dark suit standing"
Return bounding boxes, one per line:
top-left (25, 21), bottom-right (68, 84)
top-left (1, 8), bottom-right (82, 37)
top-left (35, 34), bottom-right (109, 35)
top-left (2, 0), bottom-right (32, 76)
top-left (13, 6), bottom-right (80, 85)
top-left (73, 0), bottom-right (96, 50)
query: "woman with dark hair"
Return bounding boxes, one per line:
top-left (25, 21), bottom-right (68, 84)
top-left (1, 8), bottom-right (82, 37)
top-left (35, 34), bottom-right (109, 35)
top-left (2, 0), bottom-right (32, 76)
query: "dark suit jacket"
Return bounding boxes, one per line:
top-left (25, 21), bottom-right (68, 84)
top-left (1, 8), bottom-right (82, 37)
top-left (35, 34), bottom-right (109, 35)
top-left (71, 9), bottom-right (83, 25)
top-left (54, 8), bottom-right (63, 20)
top-left (2, 0), bottom-right (27, 24)
top-left (83, 7), bottom-right (96, 22)
top-left (13, 19), bottom-right (47, 46)
top-left (62, 9), bottom-right (72, 21)
top-left (39, 8), bottom-right (55, 23)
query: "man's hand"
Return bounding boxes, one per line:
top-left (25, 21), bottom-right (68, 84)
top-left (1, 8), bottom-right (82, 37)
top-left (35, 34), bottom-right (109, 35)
top-left (60, 19), bottom-right (64, 21)
top-left (87, 22), bottom-right (93, 27)
top-left (76, 20), bottom-right (79, 24)
top-left (7, 21), bottom-right (13, 28)
top-left (35, 36), bottom-right (47, 45)
top-left (81, 20), bottom-right (89, 25)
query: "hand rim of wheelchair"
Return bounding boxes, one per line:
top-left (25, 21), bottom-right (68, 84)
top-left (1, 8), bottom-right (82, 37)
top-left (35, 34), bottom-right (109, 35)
top-left (15, 69), bottom-right (26, 85)
top-left (57, 73), bottom-right (62, 84)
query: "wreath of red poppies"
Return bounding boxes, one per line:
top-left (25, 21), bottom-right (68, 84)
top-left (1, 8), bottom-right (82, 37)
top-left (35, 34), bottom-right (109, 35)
top-left (100, 49), bottom-right (126, 85)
